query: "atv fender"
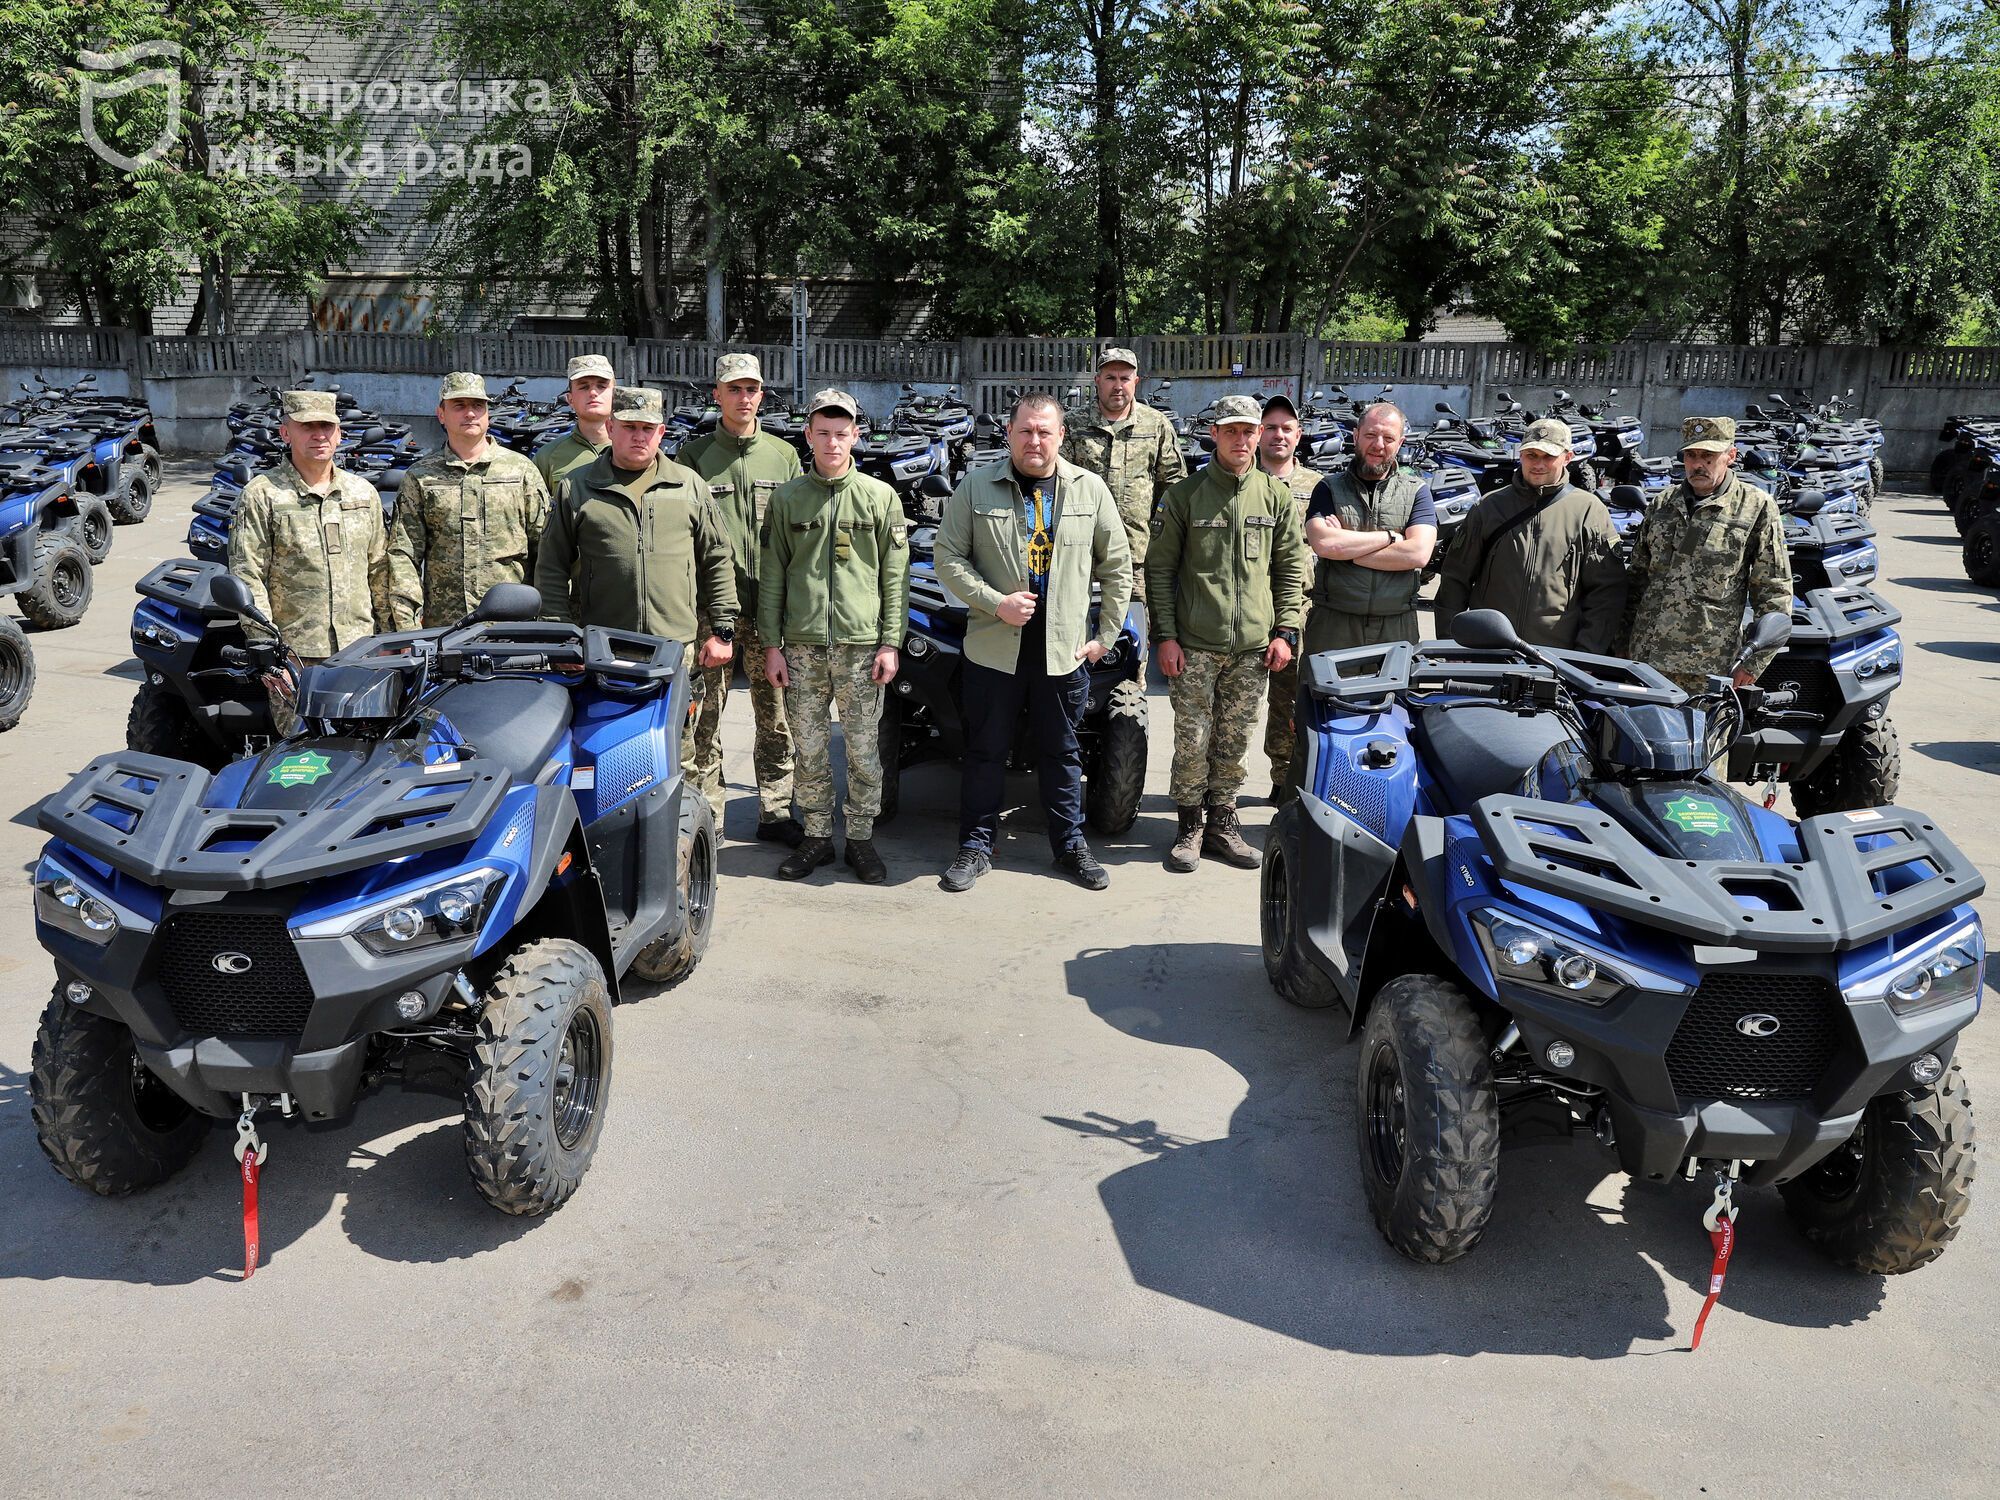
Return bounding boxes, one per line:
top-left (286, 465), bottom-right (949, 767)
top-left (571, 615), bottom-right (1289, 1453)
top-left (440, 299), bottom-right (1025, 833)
top-left (506, 786), bottom-right (620, 1006)
top-left (1338, 816), bottom-right (1461, 1037)
top-left (1294, 788), bottom-right (1397, 1012)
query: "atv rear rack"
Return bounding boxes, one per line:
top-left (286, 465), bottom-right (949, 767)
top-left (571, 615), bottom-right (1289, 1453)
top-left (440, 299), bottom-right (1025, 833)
top-left (1305, 640), bottom-right (1681, 713)
top-left (1473, 796), bottom-right (1982, 951)
top-left (1790, 585), bottom-right (1899, 646)
top-left (40, 750), bottom-right (509, 892)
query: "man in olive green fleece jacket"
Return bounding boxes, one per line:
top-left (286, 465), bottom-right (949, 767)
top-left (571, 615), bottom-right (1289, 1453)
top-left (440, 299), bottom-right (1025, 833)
top-left (679, 352), bottom-right (807, 846)
top-left (1432, 417), bottom-right (1628, 654)
top-left (1147, 394), bottom-right (1307, 872)
top-left (758, 388), bottom-right (910, 884)
top-left (535, 388), bottom-right (738, 818)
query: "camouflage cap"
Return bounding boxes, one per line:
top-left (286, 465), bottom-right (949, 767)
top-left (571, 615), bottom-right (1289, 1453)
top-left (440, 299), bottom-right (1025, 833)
top-left (1682, 415), bottom-right (1737, 453)
top-left (715, 352), bottom-right (764, 386)
top-left (1095, 346), bottom-right (1140, 371)
top-left (610, 386), bottom-right (665, 423)
top-left (1520, 416), bottom-right (1573, 456)
top-left (807, 387), bottom-right (860, 420)
top-left (279, 389), bottom-right (338, 423)
top-left (1208, 394), bottom-right (1262, 428)
top-left (438, 371), bottom-right (489, 404)
top-left (565, 354), bottom-right (615, 385)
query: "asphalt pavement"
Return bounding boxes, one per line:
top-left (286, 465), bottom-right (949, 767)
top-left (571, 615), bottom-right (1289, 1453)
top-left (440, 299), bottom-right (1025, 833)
top-left (0, 469), bottom-right (1995, 1498)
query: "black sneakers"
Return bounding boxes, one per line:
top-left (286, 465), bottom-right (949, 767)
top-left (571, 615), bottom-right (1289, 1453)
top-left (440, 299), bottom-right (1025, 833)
top-left (939, 847), bottom-right (992, 893)
top-left (777, 835), bottom-right (836, 880)
top-left (1054, 845), bottom-right (1110, 890)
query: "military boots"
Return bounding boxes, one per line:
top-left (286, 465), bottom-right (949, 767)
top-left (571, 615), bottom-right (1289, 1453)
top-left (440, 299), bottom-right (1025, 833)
top-left (1202, 802), bottom-right (1258, 868)
top-left (1166, 805), bottom-right (1205, 873)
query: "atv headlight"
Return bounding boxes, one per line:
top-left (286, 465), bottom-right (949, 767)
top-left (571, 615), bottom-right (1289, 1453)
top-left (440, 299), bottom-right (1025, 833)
top-left (1847, 638), bottom-right (1901, 680)
top-left (1471, 908), bottom-right (1688, 1006)
top-left (1860, 923), bottom-right (1984, 1017)
top-left (34, 853), bottom-right (121, 944)
top-left (1835, 544), bottom-right (1878, 579)
top-left (298, 866), bottom-right (508, 956)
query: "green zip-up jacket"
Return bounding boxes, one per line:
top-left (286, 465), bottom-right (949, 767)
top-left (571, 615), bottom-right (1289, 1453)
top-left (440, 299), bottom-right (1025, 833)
top-left (757, 463), bottom-right (909, 648)
top-left (678, 423), bottom-right (804, 615)
top-left (535, 451), bottom-right (737, 642)
top-left (1146, 461), bottom-right (1306, 654)
top-left (533, 428), bottom-right (608, 491)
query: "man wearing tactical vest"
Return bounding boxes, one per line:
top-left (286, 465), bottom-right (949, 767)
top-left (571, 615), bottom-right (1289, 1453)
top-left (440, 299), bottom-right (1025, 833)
top-left (1301, 403), bottom-right (1437, 656)
top-left (1147, 395), bottom-right (1307, 873)
top-left (679, 352), bottom-right (807, 846)
top-left (1257, 393), bottom-right (1323, 800)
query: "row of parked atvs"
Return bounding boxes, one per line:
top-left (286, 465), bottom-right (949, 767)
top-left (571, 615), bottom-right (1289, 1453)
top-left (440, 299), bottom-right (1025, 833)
top-left (1930, 412), bottom-right (2000, 586)
top-left (0, 375), bottom-right (163, 730)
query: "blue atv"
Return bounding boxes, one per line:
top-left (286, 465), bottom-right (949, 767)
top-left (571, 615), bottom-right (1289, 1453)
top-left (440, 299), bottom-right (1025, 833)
top-left (0, 459), bottom-right (95, 630)
top-left (879, 530), bottom-right (1147, 832)
top-left (1262, 609), bottom-right (1983, 1273)
top-left (29, 577), bottom-right (717, 1223)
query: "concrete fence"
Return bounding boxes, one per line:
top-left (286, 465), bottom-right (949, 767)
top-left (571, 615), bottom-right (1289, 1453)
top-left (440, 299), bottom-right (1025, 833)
top-left (4, 326), bottom-right (1997, 470)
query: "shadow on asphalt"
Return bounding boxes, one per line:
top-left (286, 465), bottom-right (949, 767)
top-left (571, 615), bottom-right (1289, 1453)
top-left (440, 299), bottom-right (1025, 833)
top-left (0, 1062), bottom-right (538, 1284)
top-left (1914, 740), bottom-right (2000, 775)
top-left (1916, 640), bottom-right (2000, 661)
top-left (1053, 942), bottom-right (1888, 1359)
top-left (1893, 576), bottom-right (1996, 598)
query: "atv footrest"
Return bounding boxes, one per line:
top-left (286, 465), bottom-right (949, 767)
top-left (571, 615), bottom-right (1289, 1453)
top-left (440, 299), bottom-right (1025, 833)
top-left (1474, 796), bottom-right (1982, 952)
top-left (41, 750), bottom-right (510, 891)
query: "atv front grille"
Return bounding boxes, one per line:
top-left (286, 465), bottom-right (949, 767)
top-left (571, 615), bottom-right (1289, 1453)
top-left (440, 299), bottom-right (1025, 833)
top-left (1758, 656), bottom-right (1843, 723)
top-left (154, 910), bottom-right (315, 1038)
top-left (1665, 972), bottom-right (1843, 1102)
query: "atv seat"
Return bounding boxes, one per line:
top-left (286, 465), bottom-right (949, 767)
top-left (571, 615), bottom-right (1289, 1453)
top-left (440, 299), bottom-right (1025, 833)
top-left (432, 679), bottom-right (573, 781)
top-left (1413, 705), bottom-right (1572, 814)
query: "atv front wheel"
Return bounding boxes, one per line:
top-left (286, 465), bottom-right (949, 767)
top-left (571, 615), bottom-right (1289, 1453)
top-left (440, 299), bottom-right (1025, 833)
top-left (65, 492), bottom-right (114, 564)
top-left (1791, 716), bottom-right (1900, 816)
top-left (1084, 679), bottom-right (1147, 835)
top-left (1964, 510), bottom-right (2000, 587)
top-left (17, 534), bottom-right (92, 631)
top-left (1780, 1065), bottom-right (1975, 1273)
top-left (1356, 974), bottom-right (1500, 1263)
top-left (109, 454), bottom-right (156, 524)
top-left (127, 681), bottom-right (220, 767)
top-left (1260, 805), bottom-right (1339, 1009)
top-left (627, 793), bottom-right (717, 987)
top-left (0, 616), bottom-right (35, 731)
top-left (31, 992), bottom-right (207, 1194)
top-left (874, 704), bottom-right (902, 825)
top-left (463, 937), bottom-right (613, 1215)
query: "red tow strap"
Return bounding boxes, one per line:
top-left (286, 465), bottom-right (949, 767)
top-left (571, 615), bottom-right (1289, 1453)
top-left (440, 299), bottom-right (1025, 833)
top-left (241, 1145), bottom-right (261, 1280)
top-left (1689, 1212), bottom-right (1735, 1350)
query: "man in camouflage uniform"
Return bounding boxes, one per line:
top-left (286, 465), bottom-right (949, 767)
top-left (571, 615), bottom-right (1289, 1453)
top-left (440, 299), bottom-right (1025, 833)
top-left (1060, 346), bottom-right (1186, 610)
top-left (678, 352), bottom-right (806, 846)
top-left (534, 387), bottom-right (738, 816)
top-left (533, 353), bottom-right (615, 490)
top-left (1147, 394), bottom-right (1306, 873)
top-left (389, 372), bottom-right (551, 629)
top-left (1619, 415), bottom-right (1792, 692)
top-left (1257, 393), bottom-right (1322, 799)
top-left (228, 389), bottom-right (395, 733)
top-left (758, 389), bottom-right (909, 884)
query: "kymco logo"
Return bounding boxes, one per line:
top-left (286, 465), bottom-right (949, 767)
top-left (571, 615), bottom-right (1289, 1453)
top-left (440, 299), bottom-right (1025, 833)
top-left (77, 41), bottom-right (184, 172)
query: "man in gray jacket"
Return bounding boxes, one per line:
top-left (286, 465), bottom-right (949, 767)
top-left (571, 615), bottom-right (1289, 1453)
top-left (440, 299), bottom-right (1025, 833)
top-left (933, 392), bottom-right (1133, 893)
top-left (1432, 417), bottom-right (1628, 653)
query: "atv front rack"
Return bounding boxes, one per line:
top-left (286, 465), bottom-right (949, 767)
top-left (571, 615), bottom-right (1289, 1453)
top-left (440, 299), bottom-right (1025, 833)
top-left (40, 750), bottom-right (509, 891)
top-left (1790, 585), bottom-right (1899, 646)
top-left (1474, 795), bottom-right (1982, 951)
top-left (135, 558), bottom-right (243, 620)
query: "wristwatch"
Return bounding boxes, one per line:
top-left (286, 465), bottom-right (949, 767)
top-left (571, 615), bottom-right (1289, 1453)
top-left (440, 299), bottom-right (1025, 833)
top-left (711, 623), bottom-right (735, 644)
top-left (1272, 627), bottom-right (1299, 650)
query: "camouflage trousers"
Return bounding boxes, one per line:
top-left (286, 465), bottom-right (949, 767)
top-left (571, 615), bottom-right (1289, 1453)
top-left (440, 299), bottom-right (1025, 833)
top-left (684, 613), bottom-right (794, 826)
top-left (1168, 648), bottom-right (1268, 807)
top-left (1262, 605), bottom-right (1310, 782)
top-left (781, 644), bottom-right (884, 841)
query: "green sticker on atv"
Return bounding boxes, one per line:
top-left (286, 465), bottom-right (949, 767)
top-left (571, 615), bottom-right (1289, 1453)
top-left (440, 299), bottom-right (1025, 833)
top-left (267, 751), bottom-right (333, 787)
top-left (1662, 794), bottom-right (1732, 837)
